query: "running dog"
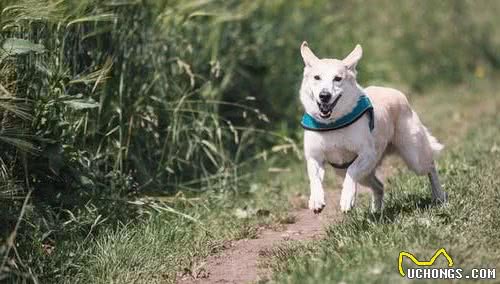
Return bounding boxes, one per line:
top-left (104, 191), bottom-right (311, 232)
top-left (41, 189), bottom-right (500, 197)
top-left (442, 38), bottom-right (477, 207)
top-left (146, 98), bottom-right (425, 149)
top-left (299, 42), bottom-right (447, 213)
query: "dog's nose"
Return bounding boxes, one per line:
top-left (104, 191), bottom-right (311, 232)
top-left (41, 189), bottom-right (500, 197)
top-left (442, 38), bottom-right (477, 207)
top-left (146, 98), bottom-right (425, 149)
top-left (319, 91), bottom-right (332, 103)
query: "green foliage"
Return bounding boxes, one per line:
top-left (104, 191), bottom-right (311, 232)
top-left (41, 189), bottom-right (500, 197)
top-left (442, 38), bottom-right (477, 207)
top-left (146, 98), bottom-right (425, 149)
top-left (2, 1), bottom-right (232, 197)
top-left (1, 0), bottom-right (498, 195)
top-left (0, 0), bottom-right (499, 282)
top-left (0, 0), bottom-right (275, 281)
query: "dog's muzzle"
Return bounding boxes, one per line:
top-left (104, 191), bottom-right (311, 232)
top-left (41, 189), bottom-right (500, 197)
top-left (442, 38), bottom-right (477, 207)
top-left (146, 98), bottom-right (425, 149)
top-left (317, 94), bottom-right (342, 118)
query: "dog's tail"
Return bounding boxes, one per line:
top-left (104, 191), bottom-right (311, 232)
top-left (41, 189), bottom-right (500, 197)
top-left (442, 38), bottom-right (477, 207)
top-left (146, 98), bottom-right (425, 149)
top-left (424, 126), bottom-right (444, 157)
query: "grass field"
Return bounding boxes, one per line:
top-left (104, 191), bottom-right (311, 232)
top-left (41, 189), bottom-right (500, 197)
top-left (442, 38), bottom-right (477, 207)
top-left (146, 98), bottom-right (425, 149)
top-left (12, 79), bottom-right (497, 283)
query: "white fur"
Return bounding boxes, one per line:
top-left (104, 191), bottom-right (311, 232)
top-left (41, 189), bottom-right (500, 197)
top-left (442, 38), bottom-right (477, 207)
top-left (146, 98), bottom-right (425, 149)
top-left (300, 42), bottom-right (446, 213)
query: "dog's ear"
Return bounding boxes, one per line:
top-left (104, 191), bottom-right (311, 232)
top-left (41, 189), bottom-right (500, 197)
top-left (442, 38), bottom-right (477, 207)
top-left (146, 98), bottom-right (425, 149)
top-left (300, 41), bottom-right (319, 67)
top-left (342, 44), bottom-right (363, 71)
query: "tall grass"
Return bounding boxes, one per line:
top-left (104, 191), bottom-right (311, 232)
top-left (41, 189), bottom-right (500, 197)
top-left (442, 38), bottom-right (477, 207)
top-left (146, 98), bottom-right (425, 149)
top-left (0, 0), bottom-right (276, 281)
top-left (0, 0), bottom-right (498, 282)
top-left (1, 1), bottom-right (261, 197)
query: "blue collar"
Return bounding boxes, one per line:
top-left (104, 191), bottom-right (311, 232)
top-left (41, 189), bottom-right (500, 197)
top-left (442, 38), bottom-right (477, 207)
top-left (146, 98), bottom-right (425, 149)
top-left (301, 95), bottom-right (374, 132)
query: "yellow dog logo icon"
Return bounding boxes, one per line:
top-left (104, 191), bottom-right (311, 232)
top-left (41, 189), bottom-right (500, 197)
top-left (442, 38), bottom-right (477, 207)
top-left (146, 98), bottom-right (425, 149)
top-left (398, 248), bottom-right (454, 276)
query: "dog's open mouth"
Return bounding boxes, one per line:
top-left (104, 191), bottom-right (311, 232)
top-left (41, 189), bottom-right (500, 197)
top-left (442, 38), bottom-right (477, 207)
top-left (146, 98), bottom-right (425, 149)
top-left (317, 94), bottom-right (342, 119)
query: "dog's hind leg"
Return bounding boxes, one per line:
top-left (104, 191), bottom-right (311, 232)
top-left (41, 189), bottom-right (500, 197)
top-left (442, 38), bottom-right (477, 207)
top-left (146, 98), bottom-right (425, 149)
top-left (369, 173), bottom-right (384, 212)
top-left (361, 172), bottom-right (384, 212)
top-left (428, 162), bottom-right (447, 203)
top-left (393, 110), bottom-right (447, 203)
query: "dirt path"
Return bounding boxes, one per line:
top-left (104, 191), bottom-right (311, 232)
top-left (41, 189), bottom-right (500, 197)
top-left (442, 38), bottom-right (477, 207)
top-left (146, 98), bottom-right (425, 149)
top-left (178, 190), bottom-right (342, 283)
top-left (177, 167), bottom-right (393, 284)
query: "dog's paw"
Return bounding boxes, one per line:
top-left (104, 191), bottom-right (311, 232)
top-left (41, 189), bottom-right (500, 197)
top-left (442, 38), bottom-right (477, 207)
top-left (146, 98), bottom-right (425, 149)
top-left (371, 197), bottom-right (383, 213)
top-left (340, 198), bottom-right (354, 212)
top-left (371, 193), bottom-right (384, 213)
top-left (432, 191), bottom-right (448, 204)
top-left (309, 194), bottom-right (326, 214)
top-left (339, 190), bottom-right (356, 213)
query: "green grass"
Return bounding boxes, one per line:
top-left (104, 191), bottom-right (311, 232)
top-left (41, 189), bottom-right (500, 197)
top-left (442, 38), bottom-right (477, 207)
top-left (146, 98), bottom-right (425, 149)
top-left (12, 81), bottom-right (495, 284)
top-left (265, 84), bottom-right (500, 283)
top-left (1, 0), bottom-right (500, 282)
top-left (12, 180), bottom-right (294, 283)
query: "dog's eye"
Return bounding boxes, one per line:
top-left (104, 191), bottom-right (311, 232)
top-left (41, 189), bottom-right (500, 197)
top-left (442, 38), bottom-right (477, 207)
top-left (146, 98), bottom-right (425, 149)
top-left (314, 75), bottom-right (321, 80)
top-left (334, 76), bottom-right (342, 82)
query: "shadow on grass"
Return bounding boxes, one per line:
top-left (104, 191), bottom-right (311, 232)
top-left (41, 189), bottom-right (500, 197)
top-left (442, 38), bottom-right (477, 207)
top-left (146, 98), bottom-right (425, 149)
top-left (367, 193), bottom-right (439, 224)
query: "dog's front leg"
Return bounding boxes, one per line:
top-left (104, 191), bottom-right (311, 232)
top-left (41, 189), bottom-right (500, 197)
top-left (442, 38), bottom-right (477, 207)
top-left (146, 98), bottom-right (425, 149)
top-left (307, 158), bottom-right (326, 214)
top-left (340, 149), bottom-right (377, 212)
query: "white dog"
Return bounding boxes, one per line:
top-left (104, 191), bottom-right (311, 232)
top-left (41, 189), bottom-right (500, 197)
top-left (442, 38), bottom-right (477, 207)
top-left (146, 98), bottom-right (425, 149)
top-left (299, 42), bottom-right (447, 213)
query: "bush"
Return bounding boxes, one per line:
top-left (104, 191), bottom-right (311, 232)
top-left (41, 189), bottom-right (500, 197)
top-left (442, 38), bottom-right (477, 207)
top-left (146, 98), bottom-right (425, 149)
top-left (1, 0), bottom-right (498, 198)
